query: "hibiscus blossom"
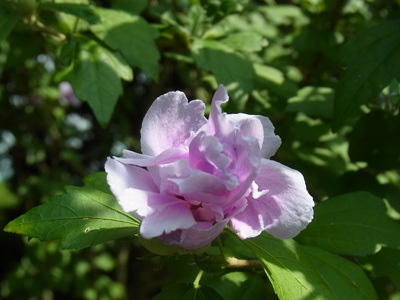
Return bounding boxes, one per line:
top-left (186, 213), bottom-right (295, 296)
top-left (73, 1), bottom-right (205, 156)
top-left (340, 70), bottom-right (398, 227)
top-left (105, 85), bottom-right (314, 250)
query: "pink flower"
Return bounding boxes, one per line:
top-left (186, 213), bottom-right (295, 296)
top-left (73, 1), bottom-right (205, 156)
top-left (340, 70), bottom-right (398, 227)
top-left (59, 82), bottom-right (80, 107)
top-left (105, 85), bottom-right (314, 250)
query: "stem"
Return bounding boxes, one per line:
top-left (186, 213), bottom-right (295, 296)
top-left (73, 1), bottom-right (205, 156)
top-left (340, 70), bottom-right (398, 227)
top-left (193, 270), bottom-right (204, 289)
top-left (35, 20), bottom-right (66, 40)
top-left (217, 236), bottom-right (226, 258)
top-left (225, 257), bottom-right (263, 270)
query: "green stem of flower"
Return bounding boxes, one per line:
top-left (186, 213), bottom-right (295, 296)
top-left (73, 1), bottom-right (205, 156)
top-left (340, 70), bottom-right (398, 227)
top-left (193, 269), bottom-right (204, 289)
top-left (35, 20), bottom-right (66, 40)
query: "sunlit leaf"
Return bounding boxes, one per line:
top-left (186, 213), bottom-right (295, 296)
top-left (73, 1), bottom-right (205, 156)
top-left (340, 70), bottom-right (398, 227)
top-left (253, 63), bottom-right (297, 99)
top-left (192, 39), bottom-right (254, 109)
top-left (60, 40), bottom-right (133, 124)
top-left (4, 173), bottom-right (139, 250)
top-left (91, 8), bottom-right (160, 79)
top-left (296, 191), bottom-right (400, 256)
top-left (244, 232), bottom-right (377, 300)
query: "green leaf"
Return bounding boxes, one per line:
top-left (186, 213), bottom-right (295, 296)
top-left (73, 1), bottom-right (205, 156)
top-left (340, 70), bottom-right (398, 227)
top-left (0, 3), bottom-right (18, 41)
top-left (192, 39), bottom-right (254, 109)
top-left (243, 232), bottom-right (377, 300)
top-left (296, 191), bottom-right (400, 256)
top-left (4, 174), bottom-right (139, 250)
top-left (91, 8), bottom-right (160, 79)
top-left (253, 63), bottom-right (298, 99)
top-left (60, 40), bottom-right (133, 124)
top-left (333, 19), bottom-right (400, 130)
top-left (348, 111), bottom-right (400, 171)
top-left (363, 248), bottom-right (400, 290)
top-left (112, 0), bottom-right (148, 15)
top-left (41, 3), bottom-right (101, 24)
top-left (203, 272), bottom-right (270, 300)
top-left (286, 86), bottom-right (334, 119)
top-left (219, 31), bottom-right (266, 52)
top-left (152, 283), bottom-right (223, 300)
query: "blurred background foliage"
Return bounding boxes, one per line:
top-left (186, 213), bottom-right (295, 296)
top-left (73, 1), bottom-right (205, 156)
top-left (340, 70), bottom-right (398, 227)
top-left (0, 0), bottom-right (400, 299)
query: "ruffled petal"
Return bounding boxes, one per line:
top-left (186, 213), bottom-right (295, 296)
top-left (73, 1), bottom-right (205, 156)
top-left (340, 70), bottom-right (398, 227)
top-left (207, 85), bottom-right (229, 137)
top-left (140, 195), bottom-right (196, 239)
top-left (117, 148), bottom-right (188, 167)
top-left (227, 114), bottom-right (281, 158)
top-left (159, 159), bottom-right (231, 202)
top-left (178, 220), bottom-right (229, 250)
top-left (105, 158), bottom-right (158, 196)
top-left (230, 159), bottom-right (314, 239)
top-left (141, 91), bottom-right (207, 156)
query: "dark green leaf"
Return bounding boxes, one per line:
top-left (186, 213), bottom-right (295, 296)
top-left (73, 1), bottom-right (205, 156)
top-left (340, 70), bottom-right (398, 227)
top-left (112, 0), bottom-right (147, 15)
top-left (41, 3), bottom-right (101, 24)
top-left (0, 3), bottom-right (17, 41)
top-left (296, 191), bottom-right (400, 256)
top-left (363, 248), bottom-right (400, 290)
top-left (195, 254), bottom-right (226, 274)
top-left (254, 64), bottom-right (297, 99)
top-left (192, 39), bottom-right (254, 109)
top-left (286, 86), bottom-right (334, 118)
top-left (348, 110), bottom-right (400, 171)
top-left (333, 19), bottom-right (400, 130)
top-left (244, 232), bottom-right (377, 300)
top-left (4, 175), bottom-right (139, 250)
top-left (91, 8), bottom-right (160, 79)
top-left (60, 40), bottom-right (133, 124)
top-left (58, 39), bottom-right (79, 67)
top-left (203, 272), bottom-right (270, 300)
top-left (152, 283), bottom-right (223, 300)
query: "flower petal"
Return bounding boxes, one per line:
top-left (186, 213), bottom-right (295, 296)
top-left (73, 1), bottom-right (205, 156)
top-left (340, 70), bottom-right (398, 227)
top-left (117, 148), bottom-right (188, 167)
top-left (227, 114), bottom-right (281, 158)
top-left (140, 195), bottom-right (196, 239)
top-left (207, 85), bottom-right (229, 137)
top-left (230, 159), bottom-right (314, 239)
top-left (178, 220), bottom-right (229, 249)
top-left (105, 158), bottom-right (158, 196)
top-left (141, 91), bottom-right (207, 156)
top-left (105, 158), bottom-right (159, 217)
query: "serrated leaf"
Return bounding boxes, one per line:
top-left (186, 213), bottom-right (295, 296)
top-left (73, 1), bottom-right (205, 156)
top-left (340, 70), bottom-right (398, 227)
top-left (4, 174), bottom-right (139, 250)
top-left (0, 3), bottom-right (17, 41)
top-left (192, 39), bottom-right (254, 109)
top-left (91, 8), bottom-right (160, 79)
top-left (296, 191), bottom-right (400, 256)
top-left (41, 3), bottom-right (101, 24)
top-left (243, 232), bottom-right (377, 300)
top-left (333, 19), bottom-right (400, 130)
top-left (61, 40), bottom-right (132, 124)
